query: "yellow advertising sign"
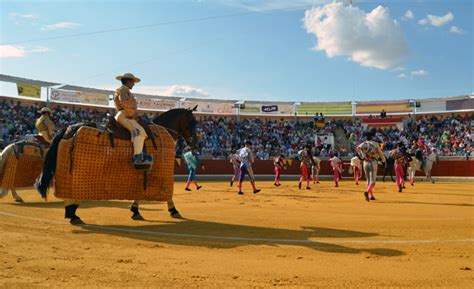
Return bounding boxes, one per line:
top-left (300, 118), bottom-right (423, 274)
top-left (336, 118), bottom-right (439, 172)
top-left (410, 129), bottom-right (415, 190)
top-left (297, 102), bottom-right (352, 115)
top-left (17, 83), bottom-right (41, 98)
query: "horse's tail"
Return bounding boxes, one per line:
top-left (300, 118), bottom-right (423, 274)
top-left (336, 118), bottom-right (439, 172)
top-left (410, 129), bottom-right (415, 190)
top-left (35, 128), bottom-right (67, 198)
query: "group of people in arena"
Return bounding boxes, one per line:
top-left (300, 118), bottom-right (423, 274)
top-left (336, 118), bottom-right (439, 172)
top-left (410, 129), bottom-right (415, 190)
top-left (0, 96), bottom-right (469, 201)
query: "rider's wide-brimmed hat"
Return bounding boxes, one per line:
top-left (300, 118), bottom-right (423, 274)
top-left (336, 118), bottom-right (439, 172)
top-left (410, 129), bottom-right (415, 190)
top-left (38, 107), bottom-right (53, 113)
top-left (115, 73), bottom-right (141, 83)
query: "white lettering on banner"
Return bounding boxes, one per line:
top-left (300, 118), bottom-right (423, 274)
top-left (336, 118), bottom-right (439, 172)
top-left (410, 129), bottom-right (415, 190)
top-left (241, 103), bottom-right (294, 114)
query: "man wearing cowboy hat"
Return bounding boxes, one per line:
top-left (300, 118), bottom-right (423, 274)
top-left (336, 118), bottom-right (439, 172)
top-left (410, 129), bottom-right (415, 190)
top-left (114, 73), bottom-right (153, 169)
top-left (35, 107), bottom-right (55, 144)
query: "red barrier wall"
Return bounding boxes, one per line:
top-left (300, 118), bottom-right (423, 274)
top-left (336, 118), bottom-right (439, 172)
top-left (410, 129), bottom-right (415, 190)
top-left (175, 160), bottom-right (474, 177)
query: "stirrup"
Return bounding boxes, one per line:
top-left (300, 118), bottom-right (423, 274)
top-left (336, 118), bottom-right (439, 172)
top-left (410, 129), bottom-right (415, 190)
top-left (132, 153), bottom-right (154, 171)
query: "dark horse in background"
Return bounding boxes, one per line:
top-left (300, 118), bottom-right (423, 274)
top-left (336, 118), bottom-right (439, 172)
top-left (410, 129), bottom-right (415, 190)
top-left (36, 107), bottom-right (199, 223)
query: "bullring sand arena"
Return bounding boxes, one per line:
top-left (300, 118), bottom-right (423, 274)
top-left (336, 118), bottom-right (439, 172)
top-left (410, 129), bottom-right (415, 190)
top-left (1, 180), bottom-right (473, 288)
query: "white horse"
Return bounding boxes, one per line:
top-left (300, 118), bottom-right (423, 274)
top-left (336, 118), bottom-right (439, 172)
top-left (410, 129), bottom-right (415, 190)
top-left (0, 144), bottom-right (25, 203)
top-left (408, 151), bottom-right (439, 184)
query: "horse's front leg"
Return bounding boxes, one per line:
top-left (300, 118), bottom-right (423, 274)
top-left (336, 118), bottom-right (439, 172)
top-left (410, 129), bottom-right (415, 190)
top-left (130, 200), bottom-right (144, 220)
top-left (11, 189), bottom-right (24, 203)
top-left (0, 188), bottom-right (8, 199)
top-left (409, 168), bottom-right (415, 185)
top-left (167, 200), bottom-right (182, 219)
top-left (427, 170), bottom-right (434, 184)
top-left (390, 168), bottom-right (395, 182)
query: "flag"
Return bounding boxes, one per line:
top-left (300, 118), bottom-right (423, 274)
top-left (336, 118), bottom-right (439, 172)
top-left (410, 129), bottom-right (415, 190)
top-left (175, 158), bottom-right (182, 166)
top-left (17, 83), bottom-right (41, 98)
top-left (287, 160), bottom-right (293, 166)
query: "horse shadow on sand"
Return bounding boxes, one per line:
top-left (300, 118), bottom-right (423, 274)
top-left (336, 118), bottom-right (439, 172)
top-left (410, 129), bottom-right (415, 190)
top-left (73, 218), bottom-right (405, 257)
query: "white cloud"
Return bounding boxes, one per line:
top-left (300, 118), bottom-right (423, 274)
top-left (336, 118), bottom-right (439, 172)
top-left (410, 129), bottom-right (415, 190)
top-left (0, 45), bottom-right (26, 58)
top-left (9, 12), bottom-right (37, 19)
top-left (418, 12), bottom-right (453, 27)
top-left (397, 73), bottom-right (407, 78)
top-left (0, 45), bottom-right (50, 58)
top-left (402, 10), bottom-right (414, 20)
top-left (449, 26), bottom-right (465, 34)
top-left (42, 22), bottom-right (82, 31)
top-left (303, 2), bottom-right (408, 70)
top-left (131, 85), bottom-right (210, 98)
top-left (411, 69), bottom-right (428, 76)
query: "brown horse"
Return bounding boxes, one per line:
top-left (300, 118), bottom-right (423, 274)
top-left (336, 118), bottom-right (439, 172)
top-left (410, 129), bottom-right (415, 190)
top-left (36, 107), bottom-right (199, 224)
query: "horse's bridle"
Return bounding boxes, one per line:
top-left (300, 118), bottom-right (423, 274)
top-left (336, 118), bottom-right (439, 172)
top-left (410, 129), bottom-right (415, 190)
top-left (164, 126), bottom-right (196, 148)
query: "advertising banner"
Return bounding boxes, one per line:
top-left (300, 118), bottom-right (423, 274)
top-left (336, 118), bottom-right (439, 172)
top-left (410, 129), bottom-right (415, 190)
top-left (297, 102), bottom-right (352, 115)
top-left (137, 98), bottom-right (178, 110)
top-left (181, 101), bottom-right (236, 114)
top-left (356, 101), bottom-right (413, 114)
top-left (261, 105), bottom-right (278, 113)
top-left (240, 103), bottom-right (294, 114)
top-left (50, 89), bottom-right (81, 103)
top-left (80, 91), bottom-right (109, 106)
top-left (16, 83), bottom-right (41, 98)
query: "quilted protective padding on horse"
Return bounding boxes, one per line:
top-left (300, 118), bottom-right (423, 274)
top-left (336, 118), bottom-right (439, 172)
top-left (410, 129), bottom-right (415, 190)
top-left (1, 145), bottom-right (44, 189)
top-left (54, 125), bottom-right (175, 201)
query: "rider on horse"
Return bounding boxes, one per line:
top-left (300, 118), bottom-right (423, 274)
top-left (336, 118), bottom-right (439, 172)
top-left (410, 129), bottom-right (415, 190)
top-left (114, 73), bottom-right (153, 170)
top-left (35, 107), bottom-right (55, 144)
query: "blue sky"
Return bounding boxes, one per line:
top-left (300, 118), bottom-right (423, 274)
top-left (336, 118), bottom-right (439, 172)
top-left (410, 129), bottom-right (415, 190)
top-left (0, 0), bottom-right (472, 102)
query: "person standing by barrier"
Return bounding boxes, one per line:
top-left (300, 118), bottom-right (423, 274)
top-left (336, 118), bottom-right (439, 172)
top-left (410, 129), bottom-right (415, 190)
top-left (350, 155), bottom-right (363, 185)
top-left (237, 141), bottom-right (261, 195)
top-left (183, 146), bottom-right (204, 191)
top-left (390, 142), bottom-right (407, 192)
top-left (357, 131), bottom-right (386, 202)
top-left (229, 153), bottom-right (241, 187)
top-left (311, 153), bottom-right (321, 184)
top-left (330, 152), bottom-right (343, 187)
top-left (273, 154), bottom-right (287, 187)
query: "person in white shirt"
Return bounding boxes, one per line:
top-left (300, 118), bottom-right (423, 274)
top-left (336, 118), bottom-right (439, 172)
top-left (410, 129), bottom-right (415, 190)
top-left (236, 141), bottom-right (261, 195)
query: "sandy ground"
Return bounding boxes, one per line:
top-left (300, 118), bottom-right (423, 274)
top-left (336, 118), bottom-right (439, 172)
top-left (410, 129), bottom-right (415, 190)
top-left (0, 179), bottom-right (473, 288)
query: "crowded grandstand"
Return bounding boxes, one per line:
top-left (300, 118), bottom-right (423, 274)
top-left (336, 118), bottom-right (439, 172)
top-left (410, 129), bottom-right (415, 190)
top-left (0, 88), bottom-right (472, 160)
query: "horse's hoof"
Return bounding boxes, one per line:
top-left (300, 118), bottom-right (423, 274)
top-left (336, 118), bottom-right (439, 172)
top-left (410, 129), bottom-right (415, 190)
top-left (70, 217), bottom-right (84, 225)
top-left (14, 198), bottom-right (24, 203)
top-left (131, 214), bottom-right (145, 221)
top-left (171, 212), bottom-right (182, 219)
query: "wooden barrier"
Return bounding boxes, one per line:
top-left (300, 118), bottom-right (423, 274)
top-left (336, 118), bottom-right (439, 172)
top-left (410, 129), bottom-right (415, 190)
top-left (175, 159), bottom-right (474, 177)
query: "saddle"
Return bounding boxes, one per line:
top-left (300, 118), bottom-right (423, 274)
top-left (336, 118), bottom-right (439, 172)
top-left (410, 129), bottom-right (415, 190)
top-left (105, 115), bottom-right (157, 150)
top-left (33, 135), bottom-right (51, 149)
top-left (12, 140), bottom-right (47, 158)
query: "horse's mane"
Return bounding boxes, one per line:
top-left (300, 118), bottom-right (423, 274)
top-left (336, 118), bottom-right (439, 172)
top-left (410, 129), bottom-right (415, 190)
top-left (153, 108), bottom-right (190, 124)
